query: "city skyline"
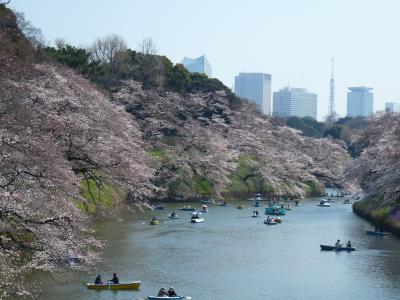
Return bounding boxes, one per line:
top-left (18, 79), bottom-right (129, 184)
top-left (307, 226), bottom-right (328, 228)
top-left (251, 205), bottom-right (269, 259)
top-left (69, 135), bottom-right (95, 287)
top-left (9, 0), bottom-right (400, 120)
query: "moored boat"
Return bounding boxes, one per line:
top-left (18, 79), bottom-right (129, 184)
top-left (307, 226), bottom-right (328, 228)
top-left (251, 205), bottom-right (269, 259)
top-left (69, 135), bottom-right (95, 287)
top-left (200, 198), bottom-right (214, 204)
top-left (178, 206), bottom-right (196, 211)
top-left (218, 201), bottom-right (228, 206)
top-left (365, 230), bottom-right (390, 236)
top-left (87, 281), bottom-right (141, 290)
top-left (320, 244), bottom-right (356, 251)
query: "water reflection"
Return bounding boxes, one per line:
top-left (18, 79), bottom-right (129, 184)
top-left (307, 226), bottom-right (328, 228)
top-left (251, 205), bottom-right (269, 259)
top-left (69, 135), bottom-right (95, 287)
top-left (34, 198), bottom-right (400, 300)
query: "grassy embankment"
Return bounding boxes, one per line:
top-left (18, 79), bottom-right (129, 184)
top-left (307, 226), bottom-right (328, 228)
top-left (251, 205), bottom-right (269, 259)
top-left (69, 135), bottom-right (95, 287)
top-left (353, 195), bottom-right (400, 237)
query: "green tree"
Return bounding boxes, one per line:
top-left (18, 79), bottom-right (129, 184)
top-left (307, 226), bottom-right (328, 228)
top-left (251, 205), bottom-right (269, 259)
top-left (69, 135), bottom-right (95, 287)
top-left (167, 63), bottom-right (191, 93)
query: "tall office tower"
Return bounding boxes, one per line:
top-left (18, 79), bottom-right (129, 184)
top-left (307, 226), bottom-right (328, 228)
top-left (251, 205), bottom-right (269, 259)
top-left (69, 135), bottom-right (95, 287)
top-left (181, 55), bottom-right (212, 77)
top-left (347, 87), bottom-right (374, 117)
top-left (234, 73), bottom-right (272, 115)
top-left (385, 102), bottom-right (400, 112)
top-left (273, 87), bottom-right (318, 119)
top-left (328, 57), bottom-right (335, 116)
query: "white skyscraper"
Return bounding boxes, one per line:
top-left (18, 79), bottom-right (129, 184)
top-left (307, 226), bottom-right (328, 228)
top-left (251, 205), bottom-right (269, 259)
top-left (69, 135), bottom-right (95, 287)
top-left (273, 87), bottom-right (318, 119)
top-left (347, 87), bottom-right (374, 117)
top-left (328, 58), bottom-right (335, 116)
top-left (181, 55), bottom-right (212, 77)
top-left (385, 102), bottom-right (400, 112)
top-left (234, 73), bottom-right (272, 115)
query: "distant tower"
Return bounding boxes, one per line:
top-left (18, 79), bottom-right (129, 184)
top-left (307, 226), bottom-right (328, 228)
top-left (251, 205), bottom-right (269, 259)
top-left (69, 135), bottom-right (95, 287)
top-left (328, 57), bottom-right (335, 116)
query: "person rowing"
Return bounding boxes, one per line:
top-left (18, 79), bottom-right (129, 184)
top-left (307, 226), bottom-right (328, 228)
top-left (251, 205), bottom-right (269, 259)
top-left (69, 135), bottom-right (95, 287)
top-left (168, 287), bottom-right (177, 296)
top-left (94, 274), bottom-right (103, 285)
top-left (108, 273), bottom-right (119, 284)
top-left (335, 240), bottom-right (342, 247)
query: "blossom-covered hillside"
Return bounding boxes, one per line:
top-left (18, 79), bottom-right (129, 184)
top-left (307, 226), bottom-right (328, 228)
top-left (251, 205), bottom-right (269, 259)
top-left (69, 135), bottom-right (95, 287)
top-left (349, 113), bottom-right (400, 234)
top-left (113, 81), bottom-right (350, 201)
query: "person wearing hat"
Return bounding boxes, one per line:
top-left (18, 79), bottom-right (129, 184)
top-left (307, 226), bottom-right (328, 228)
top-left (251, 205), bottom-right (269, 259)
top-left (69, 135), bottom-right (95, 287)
top-left (168, 287), bottom-right (177, 297)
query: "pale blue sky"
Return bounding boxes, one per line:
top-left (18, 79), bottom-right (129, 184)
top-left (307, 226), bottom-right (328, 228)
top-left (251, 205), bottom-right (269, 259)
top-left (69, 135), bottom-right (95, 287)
top-left (10, 0), bottom-right (400, 119)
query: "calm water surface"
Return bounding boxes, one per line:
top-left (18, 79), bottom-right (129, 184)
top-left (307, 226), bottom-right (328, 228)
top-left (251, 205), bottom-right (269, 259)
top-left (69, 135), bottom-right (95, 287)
top-left (40, 198), bottom-right (400, 300)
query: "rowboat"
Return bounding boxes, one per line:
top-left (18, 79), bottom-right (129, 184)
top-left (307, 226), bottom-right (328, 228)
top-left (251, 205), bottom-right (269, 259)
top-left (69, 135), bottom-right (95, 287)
top-left (190, 212), bottom-right (204, 223)
top-left (150, 219), bottom-right (159, 225)
top-left (265, 207), bottom-right (286, 215)
top-left (87, 281), bottom-right (141, 290)
top-left (201, 205), bottom-right (209, 212)
top-left (237, 204), bottom-right (244, 209)
top-left (168, 213), bottom-right (179, 219)
top-left (317, 200), bottom-right (331, 207)
top-left (191, 217), bottom-right (204, 223)
top-left (264, 219), bottom-right (277, 225)
top-left (147, 296), bottom-right (191, 300)
top-left (254, 201), bottom-right (260, 207)
top-left (365, 230), bottom-right (390, 236)
top-left (320, 245), bottom-right (356, 251)
top-left (200, 199), bottom-right (214, 204)
top-left (178, 206), bottom-right (195, 211)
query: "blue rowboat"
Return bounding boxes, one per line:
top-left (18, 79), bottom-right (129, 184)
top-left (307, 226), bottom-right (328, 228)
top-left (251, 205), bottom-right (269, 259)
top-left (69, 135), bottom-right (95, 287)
top-left (320, 245), bottom-right (356, 251)
top-left (365, 230), bottom-right (390, 236)
top-left (265, 207), bottom-right (286, 215)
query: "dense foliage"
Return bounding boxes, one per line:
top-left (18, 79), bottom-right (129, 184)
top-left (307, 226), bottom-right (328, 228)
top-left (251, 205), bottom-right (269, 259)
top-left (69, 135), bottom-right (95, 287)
top-left (283, 115), bottom-right (368, 152)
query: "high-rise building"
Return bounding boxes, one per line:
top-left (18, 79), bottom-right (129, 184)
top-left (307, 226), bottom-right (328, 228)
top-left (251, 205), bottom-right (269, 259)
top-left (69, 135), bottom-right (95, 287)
top-left (328, 57), bottom-right (335, 116)
top-left (385, 102), bottom-right (400, 112)
top-left (347, 87), bottom-right (374, 117)
top-left (181, 55), bottom-right (212, 77)
top-left (273, 87), bottom-right (318, 119)
top-left (234, 73), bottom-right (272, 115)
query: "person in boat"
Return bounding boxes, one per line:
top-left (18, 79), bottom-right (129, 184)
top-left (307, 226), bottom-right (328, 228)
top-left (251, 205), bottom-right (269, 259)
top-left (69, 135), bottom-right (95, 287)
top-left (109, 273), bottom-right (119, 284)
top-left (94, 274), bottom-right (103, 285)
top-left (168, 287), bottom-right (177, 297)
top-left (171, 211), bottom-right (176, 217)
top-left (157, 287), bottom-right (169, 296)
top-left (335, 240), bottom-right (341, 247)
top-left (346, 241), bottom-right (352, 248)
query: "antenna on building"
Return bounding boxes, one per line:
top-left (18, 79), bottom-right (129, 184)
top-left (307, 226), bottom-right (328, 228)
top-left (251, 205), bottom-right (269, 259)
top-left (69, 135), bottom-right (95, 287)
top-left (328, 57), bottom-right (335, 116)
